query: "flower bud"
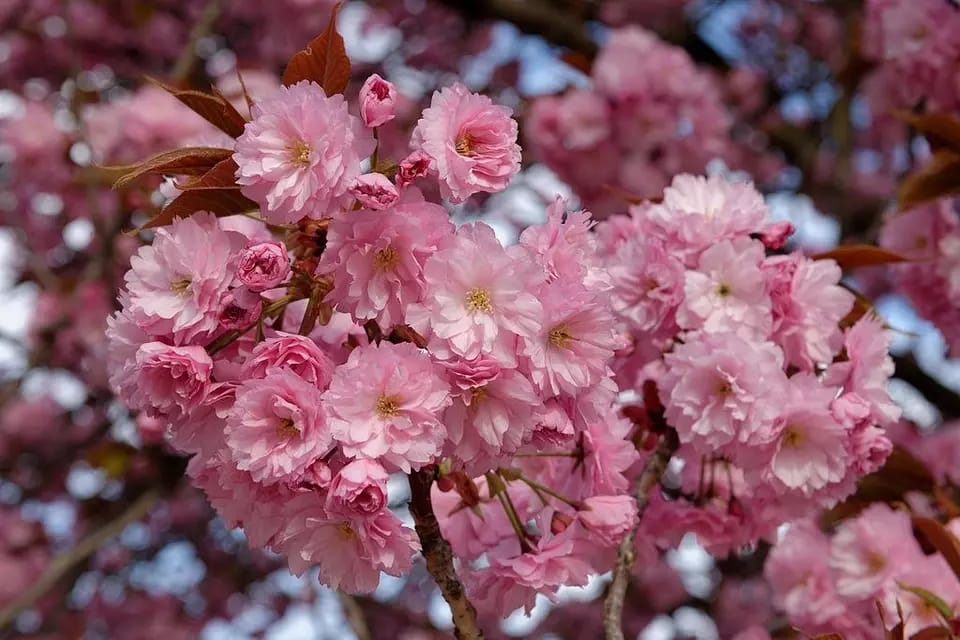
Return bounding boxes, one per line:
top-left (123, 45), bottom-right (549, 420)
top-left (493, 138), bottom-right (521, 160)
top-left (359, 73), bottom-right (397, 128)
top-left (348, 172), bottom-right (400, 210)
top-left (236, 241), bottom-right (290, 291)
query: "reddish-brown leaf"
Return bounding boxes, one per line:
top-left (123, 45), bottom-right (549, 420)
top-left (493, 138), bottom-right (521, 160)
top-left (175, 157), bottom-right (241, 190)
top-left (812, 244), bottom-right (911, 269)
top-left (109, 147), bottom-right (234, 189)
top-left (898, 151), bottom-right (960, 211)
top-left (148, 77), bottom-right (248, 138)
top-left (561, 50), bottom-right (593, 75)
top-left (910, 626), bottom-right (953, 640)
top-left (913, 517), bottom-right (960, 581)
top-left (143, 188), bottom-right (258, 230)
top-left (281, 2), bottom-right (350, 94)
top-left (839, 292), bottom-right (873, 330)
top-left (811, 634), bottom-right (845, 640)
top-left (898, 111), bottom-right (960, 154)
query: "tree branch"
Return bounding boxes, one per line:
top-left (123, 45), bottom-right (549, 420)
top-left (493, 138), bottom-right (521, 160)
top-left (0, 489), bottom-right (160, 631)
top-left (408, 467), bottom-right (484, 640)
top-left (338, 592), bottom-right (373, 640)
top-left (170, 0), bottom-right (225, 84)
top-left (602, 429), bottom-right (679, 640)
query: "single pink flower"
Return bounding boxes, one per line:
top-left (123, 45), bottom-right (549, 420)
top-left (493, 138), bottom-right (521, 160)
top-left (124, 342), bottom-right (212, 421)
top-left (123, 212), bottom-right (247, 345)
top-left (407, 222), bottom-right (543, 367)
top-left (358, 73), bottom-right (398, 128)
top-left (677, 237), bottom-right (772, 340)
top-left (411, 82), bottom-right (521, 203)
top-left (348, 172), bottom-right (400, 210)
top-left (325, 459), bottom-right (389, 517)
top-left (234, 80), bottom-right (375, 223)
top-left (226, 368), bottom-right (333, 485)
top-left (518, 197), bottom-right (599, 284)
top-left (241, 331), bottom-right (336, 388)
top-left (606, 235), bottom-right (685, 336)
top-left (319, 189), bottom-right (453, 328)
top-left (578, 495), bottom-right (638, 546)
top-left (322, 342), bottom-right (451, 472)
top-left (236, 241), bottom-right (290, 292)
top-left (522, 281), bottom-right (621, 396)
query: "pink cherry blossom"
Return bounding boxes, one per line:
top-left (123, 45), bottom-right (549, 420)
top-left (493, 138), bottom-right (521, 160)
top-left (123, 212), bottom-right (247, 345)
top-left (677, 237), bottom-right (772, 339)
top-left (226, 368), bottom-right (332, 485)
top-left (578, 495), bottom-right (638, 546)
top-left (241, 332), bottom-right (335, 388)
top-left (518, 197), bottom-right (599, 284)
top-left (408, 222), bottom-right (543, 366)
top-left (358, 73), bottom-right (398, 128)
top-left (319, 189), bottom-right (453, 328)
top-left (235, 241), bottom-right (290, 292)
top-left (606, 235), bottom-right (685, 337)
top-left (122, 342), bottom-right (212, 421)
top-left (234, 80), bottom-right (375, 223)
top-left (322, 342), bottom-right (451, 472)
top-left (218, 287), bottom-right (263, 330)
top-left (348, 172), bottom-right (400, 210)
top-left (411, 82), bottom-right (521, 203)
top-left (395, 150), bottom-right (432, 188)
top-left (325, 459), bottom-right (389, 517)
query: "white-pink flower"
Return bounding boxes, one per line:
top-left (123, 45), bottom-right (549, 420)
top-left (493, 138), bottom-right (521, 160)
top-left (677, 237), bottom-right (772, 339)
top-left (411, 82), bottom-right (521, 203)
top-left (578, 495), bottom-right (638, 546)
top-left (322, 342), bottom-right (451, 472)
top-left (825, 315), bottom-right (901, 426)
top-left (226, 368), bottom-right (332, 485)
top-left (518, 197), bottom-right (599, 284)
top-left (606, 235), bottom-right (685, 336)
top-left (124, 212), bottom-right (247, 344)
top-left (407, 222), bottom-right (543, 366)
top-left (234, 80), bottom-right (375, 223)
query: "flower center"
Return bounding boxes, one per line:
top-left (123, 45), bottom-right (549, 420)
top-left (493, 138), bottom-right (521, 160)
top-left (455, 132), bottom-right (476, 157)
top-left (866, 551), bottom-right (886, 574)
top-left (782, 426), bottom-right (804, 448)
top-left (374, 245), bottom-right (399, 271)
top-left (465, 287), bottom-right (493, 313)
top-left (717, 283), bottom-right (731, 297)
top-left (276, 418), bottom-right (299, 438)
top-left (170, 277), bottom-right (192, 295)
top-left (335, 521), bottom-right (356, 541)
top-left (288, 139), bottom-right (312, 166)
top-left (469, 386), bottom-right (487, 406)
top-left (548, 324), bottom-right (573, 349)
top-left (715, 377), bottom-right (733, 397)
top-left (376, 395), bottom-right (400, 418)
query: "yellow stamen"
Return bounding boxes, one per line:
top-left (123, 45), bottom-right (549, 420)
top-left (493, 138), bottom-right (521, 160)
top-left (465, 288), bottom-right (493, 313)
top-left (170, 277), bottom-right (191, 295)
top-left (276, 418), bottom-right (299, 438)
top-left (455, 132), bottom-right (476, 157)
top-left (376, 395), bottom-right (400, 418)
top-left (288, 139), bottom-right (311, 166)
top-left (548, 324), bottom-right (573, 349)
top-left (782, 426), bottom-right (804, 448)
top-left (374, 246), bottom-right (399, 271)
top-left (335, 522), bottom-right (356, 540)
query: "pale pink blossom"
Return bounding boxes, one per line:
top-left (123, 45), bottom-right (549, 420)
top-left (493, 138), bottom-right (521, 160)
top-left (518, 197), bottom-right (599, 284)
top-left (319, 189), bottom-right (453, 328)
top-left (578, 495), bottom-right (638, 546)
top-left (661, 332), bottom-right (788, 454)
top-left (325, 460), bottom-right (389, 517)
top-left (226, 368), bottom-right (332, 485)
top-left (123, 342), bottom-right (212, 421)
top-left (124, 212), bottom-right (247, 344)
top-left (348, 172), bottom-right (400, 210)
top-left (407, 222), bottom-right (543, 366)
top-left (443, 367), bottom-right (542, 469)
top-left (763, 253), bottom-right (853, 369)
top-left (358, 73), bottom-right (397, 128)
top-left (606, 236), bottom-right (685, 336)
top-left (234, 80), bottom-right (375, 223)
top-left (411, 82), bottom-right (521, 203)
top-left (235, 241), bottom-right (290, 291)
top-left (522, 281), bottom-right (621, 396)
top-left (825, 315), bottom-right (901, 426)
top-left (323, 342), bottom-right (451, 472)
top-left (677, 238), bottom-right (772, 339)
top-left (241, 332), bottom-right (335, 388)
top-left (829, 503), bottom-right (918, 599)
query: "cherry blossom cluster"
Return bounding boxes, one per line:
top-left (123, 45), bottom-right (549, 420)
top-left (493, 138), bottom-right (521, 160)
top-left (593, 173), bottom-right (901, 556)
top-left (105, 75), bottom-right (644, 608)
top-left (765, 506), bottom-right (960, 639)
top-left (526, 27), bottom-right (733, 216)
top-left (880, 198), bottom-right (960, 354)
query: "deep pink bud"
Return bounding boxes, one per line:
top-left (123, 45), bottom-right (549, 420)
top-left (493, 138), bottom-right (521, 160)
top-left (236, 241), bottom-right (290, 291)
top-left (395, 150), bottom-right (432, 188)
top-left (219, 287), bottom-right (262, 330)
top-left (760, 221), bottom-right (795, 249)
top-left (348, 173), bottom-right (400, 210)
top-left (359, 73), bottom-right (397, 128)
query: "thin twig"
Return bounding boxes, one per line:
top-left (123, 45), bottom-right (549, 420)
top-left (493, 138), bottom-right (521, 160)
top-left (602, 429), bottom-right (679, 640)
top-left (338, 592), bottom-right (372, 640)
top-left (408, 468), bottom-right (484, 640)
top-left (0, 489), bottom-right (160, 631)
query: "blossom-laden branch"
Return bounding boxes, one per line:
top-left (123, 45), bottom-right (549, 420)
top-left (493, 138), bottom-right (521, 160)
top-left (603, 429), bottom-right (680, 640)
top-left (408, 467), bottom-right (484, 640)
top-left (0, 489), bottom-right (160, 631)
